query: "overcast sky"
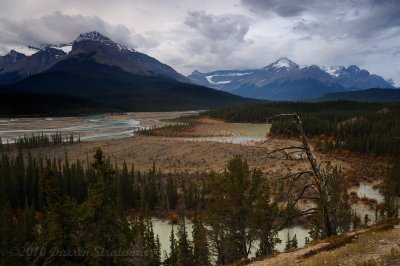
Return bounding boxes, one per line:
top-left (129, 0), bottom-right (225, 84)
top-left (0, 0), bottom-right (399, 85)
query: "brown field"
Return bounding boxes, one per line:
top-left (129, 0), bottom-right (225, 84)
top-left (5, 115), bottom-right (389, 180)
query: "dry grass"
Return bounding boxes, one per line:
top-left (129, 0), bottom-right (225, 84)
top-left (248, 220), bottom-right (400, 266)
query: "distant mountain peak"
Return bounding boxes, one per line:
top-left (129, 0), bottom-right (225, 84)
top-left (73, 31), bottom-right (134, 53)
top-left (265, 57), bottom-right (299, 70)
top-left (8, 50), bottom-right (24, 56)
top-left (323, 66), bottom-right (345, 77)
top-left (191, 70), bottom-right (204, 75)
top-left (75, 31), bottom-right (111, 42)
top-left (347, 65), bottom-right (361, 72)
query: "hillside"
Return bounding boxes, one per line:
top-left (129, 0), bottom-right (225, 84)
top-left (0, 57), bottom-right (256, 113)
top-left (318, 88), bottom-right (400, 102)
top-left (0, 93), bottom-right (111, 116)
top-left (247, 220), bottom-right (400, 266)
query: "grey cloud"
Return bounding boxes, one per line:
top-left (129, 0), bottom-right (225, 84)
top-left (242, 0), bottom-right (400, 40)
top-left (240, 0), bottom-right (323, 17)
top-left (0, 11), bottom-right (152, 50)
top-left (290, 1), bottom-right (400, 41)
top-left (185, 11), bottom-right (252, 43)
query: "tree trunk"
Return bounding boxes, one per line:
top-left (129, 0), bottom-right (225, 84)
top-left (292, 114), bottom-right (337, 237)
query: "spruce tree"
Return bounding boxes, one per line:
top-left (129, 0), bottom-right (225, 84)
top-left (383, 159), bottom-right (400, 218)
top-left (164, 225), bottom-right (178, 266)
top-left (176, 216), bottom-right (193, 266)
top-left (0, 202), bottom-right (15, 265)
top-left (192, 213), bottom-right (210, 266)
top-left (207, 156), bottom-right (278, 263)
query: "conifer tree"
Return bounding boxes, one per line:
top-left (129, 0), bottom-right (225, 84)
top-left (207, 156), bottom-right (278, 263)
top-left (38, 168), bottom-right (79, 265)
top-left (0, 202), bottom-right (15, 265)
top-left (383, 159), bottom-right (400, 218)
top-left (164, 225), bottom-right (178, 266)
top-left (192, 213), bottom-right (210, 266)
top-left (176, 216), bottom-right (194, 266)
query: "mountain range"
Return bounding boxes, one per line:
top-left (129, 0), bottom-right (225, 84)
top-left (0, 32), bottom-right (253, 114)
top-left (0, 32), bottom-right (397, 113)
top-left (187, 58), bottom-right (395, 100)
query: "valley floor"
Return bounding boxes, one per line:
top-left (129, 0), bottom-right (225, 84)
top-left (0, 112), bottom-right (396, 264)
top-left (4, 115), bottom-right (390, 222)
top-left (3, 115), bottom-right (369, 174)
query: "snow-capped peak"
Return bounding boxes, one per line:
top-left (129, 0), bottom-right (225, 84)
top-left (74, 31), bottom-right (131, 52)
top-left (75, 31), bottom-right (112, 42)
top-left (264, 57), bottom-right (299, 71)
top-left (323, 66), bottom-right (345, 77)
top-left (347, 65), bottom-right (361, 73)
top-left (191, 70), bottom-right (203, 75)
top-left (4, 45), bottom-right (40, 56)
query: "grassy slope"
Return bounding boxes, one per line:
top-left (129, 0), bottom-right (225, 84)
top-left (247, 220), bottom-right (400, 266)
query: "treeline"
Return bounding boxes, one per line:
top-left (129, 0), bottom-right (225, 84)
top-left (205, 101), bottom-right (400, 157)
top-left (0, 149), bottom-right (200, 265)
top-left (0, 150), bottom-right (206, 213)
top-left (0, 93), bottom-right (114, 116)
top-left (0, 132), bottom-right (80, 151)
top-left (0, 150), bottom-right (279, 265)
top-left (138, 115), bottom-right (199, 136)
top-left (0, 149), bottom-right (164, 265)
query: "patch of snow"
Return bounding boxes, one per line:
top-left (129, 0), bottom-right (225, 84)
top-left (76, 31), bottom-right (110, 42)
top-left (265, 57), bottom-right (299, 70)
top-left (74, 31), bottom-right (131, 52)
top-left (223, 72), bottom-right (252, 76)
top-left (205, 75), bottom-right (232, 85)
top-left (7, 46), bottom-right (40, 56)
top-left (273, 58), bottom-right (291, 68)
top-left (205, 75), bottom-right (217, 84)
top-left (323, 66), bottom-right (344, 77)
top-left (117, 44), bottom-right (128, 51)
top-left (52, 44), bottom-right (72, 54)
top-left (205, 72), bottom-right (252, 84)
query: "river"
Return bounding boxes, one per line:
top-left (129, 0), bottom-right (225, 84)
top-left (152, 218), bottom-right (309, 261)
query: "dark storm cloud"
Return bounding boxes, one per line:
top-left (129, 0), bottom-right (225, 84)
top-left (185, 11), bottom-right (251, 43)
top-left (0, 11), bottom-right (150, 48)
top-left (240, 0), bottom-right (323, 17)
top-left (242, 0), bottom-right (400, 39)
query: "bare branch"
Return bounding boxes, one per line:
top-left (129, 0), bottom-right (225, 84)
top-left (265, 112), bottom-right (337, 237)
top-left (266, 113), bottom-right (296, 122)
top-left (278, 171), bottom-right (314, 181)
top-left (296, 196), bottom-right (320, 201)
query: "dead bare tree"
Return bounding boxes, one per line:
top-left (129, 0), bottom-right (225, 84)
top-left (266, 113), bottom-right (338, 237)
